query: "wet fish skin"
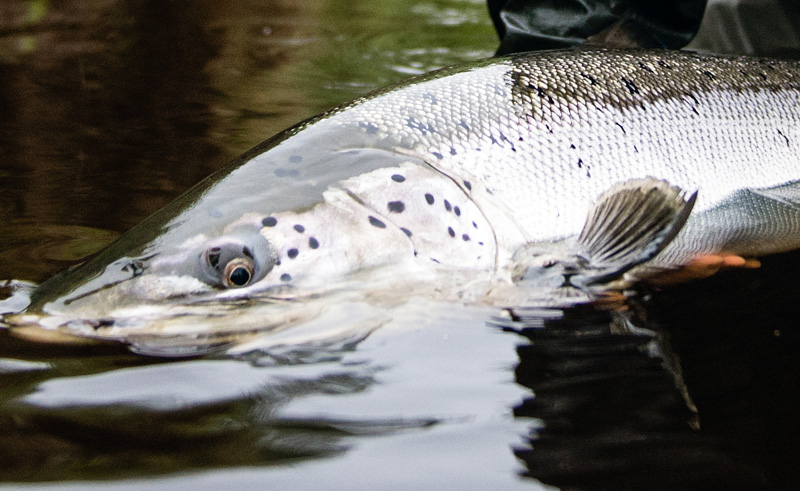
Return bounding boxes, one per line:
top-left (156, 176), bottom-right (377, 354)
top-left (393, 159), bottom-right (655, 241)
top-left (4, 48), bottom-right (800, 345)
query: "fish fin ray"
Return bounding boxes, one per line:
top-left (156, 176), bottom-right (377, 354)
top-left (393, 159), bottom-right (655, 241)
top-left (574, 177), bottom-right (696, 286)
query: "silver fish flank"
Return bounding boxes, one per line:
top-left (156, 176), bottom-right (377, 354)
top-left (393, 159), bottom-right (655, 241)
top-left (3, 48), bottom-right (800, 352)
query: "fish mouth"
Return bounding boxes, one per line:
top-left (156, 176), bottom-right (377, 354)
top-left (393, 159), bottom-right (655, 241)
top-left (1, 293), bottom-right (307, 356)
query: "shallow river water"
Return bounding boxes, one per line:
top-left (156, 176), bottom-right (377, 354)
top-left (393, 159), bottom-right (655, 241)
top-left (1, 1), bottom-right (800, 490)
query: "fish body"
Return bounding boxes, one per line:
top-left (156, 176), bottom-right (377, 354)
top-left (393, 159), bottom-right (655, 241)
top-left (3, 48), bottom-right (800, 349)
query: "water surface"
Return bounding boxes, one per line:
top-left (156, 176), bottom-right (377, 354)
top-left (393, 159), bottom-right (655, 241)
top-left (1, 1), bottom-right (800, 490)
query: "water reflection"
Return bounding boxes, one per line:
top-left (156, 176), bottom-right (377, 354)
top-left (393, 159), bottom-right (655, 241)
top-left (0, 305), bottom-right (528, 488)
top-left (0, 0), bottom-right (496, 282)
top-left (502, 250), bottom-right (800, 490)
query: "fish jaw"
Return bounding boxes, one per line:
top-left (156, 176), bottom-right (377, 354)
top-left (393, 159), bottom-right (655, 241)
top-left (1, 262), bottom-right (498, 354)
top-left (2, 282), bottom-right (316, 349)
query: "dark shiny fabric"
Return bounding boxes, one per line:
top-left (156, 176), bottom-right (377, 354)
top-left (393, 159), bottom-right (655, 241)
top-left (488, 0), bottom-right (707, 55)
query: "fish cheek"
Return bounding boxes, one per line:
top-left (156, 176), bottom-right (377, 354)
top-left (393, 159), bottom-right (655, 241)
top-left (259, 193), bottom-right (416, 287)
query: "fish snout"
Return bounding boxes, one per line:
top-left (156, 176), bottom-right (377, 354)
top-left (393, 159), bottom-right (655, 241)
top-left (1, 312), bottom-right (125, 346)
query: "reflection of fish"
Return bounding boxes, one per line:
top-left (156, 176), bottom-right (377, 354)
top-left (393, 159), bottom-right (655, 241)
top-left (4, 48), bottom-right (800, 351)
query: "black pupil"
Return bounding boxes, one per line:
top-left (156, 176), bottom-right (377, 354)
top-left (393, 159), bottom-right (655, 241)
top-left (229, 266), bottom-right (251, 286)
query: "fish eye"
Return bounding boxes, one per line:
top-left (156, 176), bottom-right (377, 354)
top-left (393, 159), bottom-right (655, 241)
top-left (199, 233), bottom-right (275, 289)
top-left (223, 258), bottom-right (254, 287)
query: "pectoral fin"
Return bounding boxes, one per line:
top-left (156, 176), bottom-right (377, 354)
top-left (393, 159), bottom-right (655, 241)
top-left (572, 177), bottom-right (696, 287)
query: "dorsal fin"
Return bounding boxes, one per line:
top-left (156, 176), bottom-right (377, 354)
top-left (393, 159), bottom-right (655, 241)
top-left (574, 177), bottom-right (696, 286)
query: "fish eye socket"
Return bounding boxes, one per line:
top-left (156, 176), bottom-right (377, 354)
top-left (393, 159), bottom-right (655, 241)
top-left (223, 258), bottom-right (254, 288)
top-left (200, 233), bottom-right (275, 288)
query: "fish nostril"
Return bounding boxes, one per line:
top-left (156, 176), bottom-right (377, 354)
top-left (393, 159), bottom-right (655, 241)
top-left (122, 261), bottom-right (145, 276)
top-left (207, 251), bottom-right (221, 269)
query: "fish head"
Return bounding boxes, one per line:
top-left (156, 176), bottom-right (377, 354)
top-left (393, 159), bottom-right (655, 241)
top-left (2, 123), bottom-right (498, 350)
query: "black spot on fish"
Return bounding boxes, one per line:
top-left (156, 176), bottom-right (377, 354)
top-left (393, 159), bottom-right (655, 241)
top-left (684, 92), bottom-right (700, 113)
top-left (242, 247), bottom-right (253, 259)
top-left (369, 216), bottom-right (386, 228)
top-left (275, 168), bottom-right (300, 178)
top-left (478, 241), bottom-right (484, 246)
top-left (289, 155), bottom-right (303, 164)
top-left (423, 93), bottom-right (440, 104)
top-left (499, 132), bottom-right (516, 151)
top-left (570, 143), bottom-right (576, 149)
top-left (458, 120), bottom-right (470, 131)
top-left (391, 174), bottom-right (405, 183)
top-left (760, 72), bottom-right (768, 80)
top-left (388, 201), bottom-right (405, 213)
top-left (450, 147), bottom-right (457, 155)
top-left (472, 221), bottom-right (478, 229)
top-left (462, 234), bottom-right (470, 241)
top-left (431, 258), bottom-right (440, 264)
top-left (637, 61), bottom-right (654, 73)
top-left (432, 151), bottom-right (444, 159)
top-left (615, 122), bottom-right (626, 134)
top-left (454, 206), bottom-right (461, 216)
top-left (580, 72), bottom-right (599, 85)
top-left (293, 224), bottom-right (305, 233)
top-left (358, 121), bottom-right (380, 134)
top-left (406, 117), bottom-right (435, 135)
top-left (425, 193), bottom-right (435, 205)
top-left (401, 227), bottom-right (412, 237)
top-left (621, 77), bottom-right (639, 95)
top-left (463, 180), bottom-right (472, 190)
top-left (287, 248), bottom-right (299, 259)
top-left (262, 217), bottom-right (277, 227)
top-left (276, 260), bottom-right (282, 266)
top-left (309, 237), bottom-right (319, 249)
top-left (444, 199), bottom-right (452, 212)
top-left (657, 60), bottom-right (672, 69)
top-left (528, 84), bottom-right (554, 104)
top-left (778, 129), bottom-right (790, 147)
top-left (448, 227), bottom-right (455, 238)
top-left (577, 158), bottom-right (583, 169)
top-left (702, 70), bottom-right (716, 80)
top-left (280, 273), bottom-right (292, 282)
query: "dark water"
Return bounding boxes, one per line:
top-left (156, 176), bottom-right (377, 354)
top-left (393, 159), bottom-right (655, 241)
top-left (1, 0), bottom-right (800, 490)
top-left (508, 252), bottom-right (800, 490)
